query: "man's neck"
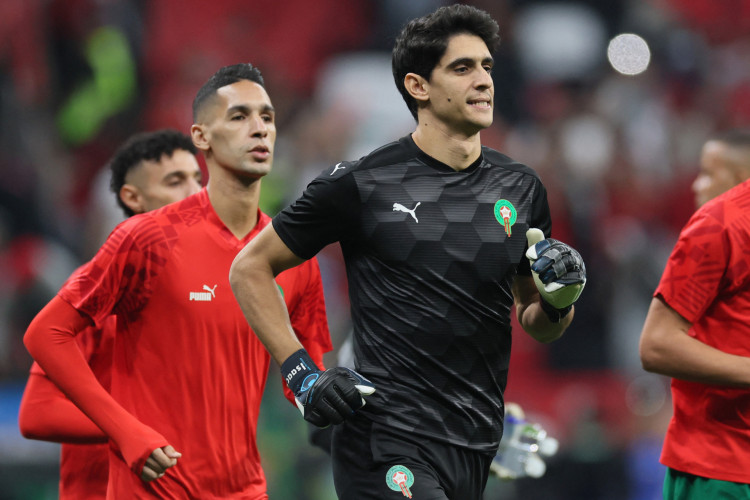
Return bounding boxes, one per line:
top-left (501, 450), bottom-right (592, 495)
top-left (205, 169), bottom-right (261, 239)
top-left (411, 120), bottom-right (483, 171)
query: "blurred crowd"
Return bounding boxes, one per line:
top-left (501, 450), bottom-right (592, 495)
top-left (1, 0), bottom-right (749, 498)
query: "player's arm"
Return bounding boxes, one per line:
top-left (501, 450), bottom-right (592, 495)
top-left (278, 328), bottom-right (328, 406)
top-left (512, 275), bottom-right (572, 343)
top-left (230, 224), bottom-right (374, 428)
top-left (23, 296), bottom-right (180, 482)
top-left (231, 224), bottom-right (308, 363)
top-left (639, 297), bottom-right (750, 386)
top-left (279, 329), bottom-right (330, 406)
top-left (19, 370), bottom-right (107, 443)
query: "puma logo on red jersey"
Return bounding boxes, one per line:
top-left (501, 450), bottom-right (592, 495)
top-left (190, 284), bottom-right (217, 301)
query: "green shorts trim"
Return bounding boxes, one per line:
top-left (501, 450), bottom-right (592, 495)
top-left (664, 468), bottom-right (750, 499)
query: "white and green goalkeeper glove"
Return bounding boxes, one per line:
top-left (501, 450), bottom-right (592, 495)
top-left (525, 228), bottom-right (586, 322)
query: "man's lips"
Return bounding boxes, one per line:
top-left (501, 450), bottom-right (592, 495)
top-left (468, 98), bottom-right (492, 108)
top-left (248, 146), bottom-right (271, 159)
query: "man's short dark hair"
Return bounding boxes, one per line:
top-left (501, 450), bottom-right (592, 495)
top-left (711, 129), bottom-right (750, 150)
top-left (192, 63), bottom-right (265, 121)
top-left (392, 4), bottom-right (500, 120)
top-left (109, 129), bottom-right (197, 217)
top-left (712, 129), bottom-right (750, 175)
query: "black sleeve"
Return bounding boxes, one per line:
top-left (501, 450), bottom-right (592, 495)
top-left (273, 170), bottom-right (359, 260)
top-left (516, 178), bottom-right (552, 276)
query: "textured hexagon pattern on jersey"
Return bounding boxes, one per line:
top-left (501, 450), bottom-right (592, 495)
top-left (274, 135), bottom-right (551, 452)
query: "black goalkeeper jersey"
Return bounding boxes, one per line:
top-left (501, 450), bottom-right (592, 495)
top-left (273, 135), bottom-right (551, 452)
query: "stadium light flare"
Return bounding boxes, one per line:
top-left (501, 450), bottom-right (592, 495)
top-left (607, 33), bottom-right (651, 76)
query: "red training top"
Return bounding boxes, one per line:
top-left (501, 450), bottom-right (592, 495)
top-left (26, 189), bottom-right (331, 498)
top-left (22, 314), bottom-right (115, 499)
top-left (655, 179), bottom-right (750, 483)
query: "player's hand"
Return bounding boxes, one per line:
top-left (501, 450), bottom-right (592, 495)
top-left (140, 445), bottom-right (181, 483)
top-left (295, 367), bottom-right (376, 428)
top-left (525, 228), bottom-right (586, 319)
top-left (282, 349), bottom-right (376, 428)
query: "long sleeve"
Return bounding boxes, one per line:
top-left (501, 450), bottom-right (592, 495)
top-left (19, 369), bottom-right (107, 443)
top-left (23, 296), bottom-right (168, 475)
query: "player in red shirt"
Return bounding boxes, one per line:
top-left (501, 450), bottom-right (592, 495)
top-left (18, 129), bottom-right (203, 500)
top-left (640, 129), bottom-right (750, 498)
top-left (24, 63), bottom-right (332, 499)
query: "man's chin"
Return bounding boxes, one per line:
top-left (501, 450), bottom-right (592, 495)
top-left (461, 114), bottom-right (493, 134)
top-left (240, 162), bottom-right (272, 177)
top-left (475, 115), bottom-right (494, 130)
top-left (462, 121), bottom-right (492, 137)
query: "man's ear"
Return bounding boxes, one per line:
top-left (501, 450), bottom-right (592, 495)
top-left (119, 184), bottom-right (144, 215)
top-left (191, 123), bottom-right (210, 152)
top-left (404, 73), bottom-right (429, 104)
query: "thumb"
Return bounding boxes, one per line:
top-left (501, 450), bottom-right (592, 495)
top-left (163, 445), bottom-right (182, 459)
top-left (526, 228), bottom-right (545, 247)
top-left (355, 383), bottom-right (376, 396)
top-left (526, 228), bottom-right (545, 254)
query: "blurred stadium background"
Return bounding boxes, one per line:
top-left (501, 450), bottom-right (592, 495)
top-left (1, 0), bottom-right (749, 498)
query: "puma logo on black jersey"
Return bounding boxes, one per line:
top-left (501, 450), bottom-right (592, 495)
top-left (393, 202), bottom-right (421, 223)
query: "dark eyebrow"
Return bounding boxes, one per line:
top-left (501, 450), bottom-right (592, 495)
top-left (162, 171), bottom-right (187, 181)
top-left (226, 104), bottom-right (276, 116)
top-left (163, 169), bottom-right (201, 183)
top-left (447, 56), bottom-right (494, 69)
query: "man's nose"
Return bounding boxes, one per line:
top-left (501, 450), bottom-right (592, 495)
top-left (476, 69), bottom-right (493, 89)
top-left (250, 115), bottom-right (268, 137)
top-left (188, 178), bottom-right (202, 195)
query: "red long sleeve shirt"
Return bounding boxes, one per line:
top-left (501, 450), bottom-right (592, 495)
top-left (25, 189), bottom-right (332, 498)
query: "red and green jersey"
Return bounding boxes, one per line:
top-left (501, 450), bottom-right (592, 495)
top-left (57, 189), bottom-right (331, 498)
top-left (655, 179), bottom-right (750, 483)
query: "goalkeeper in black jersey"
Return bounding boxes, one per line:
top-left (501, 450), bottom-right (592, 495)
top-left (230, 5), bottom-right (586, 499)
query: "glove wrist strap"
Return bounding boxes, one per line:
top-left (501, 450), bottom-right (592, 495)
top-left (281, 349), bottom-right (320, 394)
top-left (540, 299), bottom-right (572, 323)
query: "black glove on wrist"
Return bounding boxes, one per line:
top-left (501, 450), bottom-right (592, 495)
top-left (281, 349), bottom-right (375, 428)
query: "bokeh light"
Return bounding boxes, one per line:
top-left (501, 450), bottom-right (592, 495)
top-left (607, 33), bottom-right (651, 76)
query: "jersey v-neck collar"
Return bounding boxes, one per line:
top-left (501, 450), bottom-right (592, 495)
top-left (196, 188), bottom-right (267, 249)
top-left (403, 134), bottom-right (484, 173)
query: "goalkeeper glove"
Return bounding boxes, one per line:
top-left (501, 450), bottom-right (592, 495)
top-left (525, 228), bottom-right (586, 322)
top-left (491, 402), bottom-right (559, 480)
top-left (281, 349), bottom-right (375, 428)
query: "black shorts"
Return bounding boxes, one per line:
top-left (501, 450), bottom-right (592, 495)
top-left (331, 414), bottom-right (494, 500)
